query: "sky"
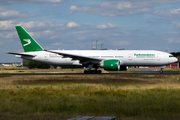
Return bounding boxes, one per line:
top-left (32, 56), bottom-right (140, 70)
top-left (1, 0), bottom-right (180, 62)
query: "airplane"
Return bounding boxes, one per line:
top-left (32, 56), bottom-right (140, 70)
top-left (7, 26), bottom-right (178, 74)
top-left (1, 63), bottom-right (12, 66)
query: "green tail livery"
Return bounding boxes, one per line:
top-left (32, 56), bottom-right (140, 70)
top-left (15, 26), bottom-right (43, 52)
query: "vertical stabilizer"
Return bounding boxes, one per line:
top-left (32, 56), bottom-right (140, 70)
top-left (15, 26), bottom-right (43, 52)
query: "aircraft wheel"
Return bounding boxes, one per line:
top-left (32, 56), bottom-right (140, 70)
top-left (159, 70), bottom-right (163, 74)
top-left (84, 70), bottom-right (88, 74)
top-left (97, 70), bottom-right (102, 74)
top-left (88, 70), bottom-right (91, 74)
top-left (91, 70), bottom-right (95, 74)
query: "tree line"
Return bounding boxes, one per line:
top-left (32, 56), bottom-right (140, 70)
top-left (23, 61), bottom-right (51, 69)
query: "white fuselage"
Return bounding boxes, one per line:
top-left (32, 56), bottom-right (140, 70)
top-left (17, 50), bottom-right (178, 67)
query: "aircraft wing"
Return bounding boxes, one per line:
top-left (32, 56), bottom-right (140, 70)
top-left (46, 50), bottom-right (103, 64)
top-left (7, 52), bottom-right (36, 57)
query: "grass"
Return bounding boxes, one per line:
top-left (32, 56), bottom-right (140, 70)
top-left (0, 84), bottom-right (180, 120)
top-left (0, 88), bottom-right (179, 116)
top-left (0, 68), bottom-right (180, 119)
top-left (164, 68), bottom-right (180, 73)
top-left (0, 66), bottom-right (85, 73)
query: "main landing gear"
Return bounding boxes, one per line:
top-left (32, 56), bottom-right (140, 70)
top-left (159, 68), bottom-right (164, 74)
top-left (84, 70), bottom-right (102, 74)
top-left (84, 64), bottom-right (102, 74)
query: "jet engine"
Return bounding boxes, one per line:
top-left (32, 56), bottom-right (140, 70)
top-left (100, 59), bottom-right (128, 71)
top-left (100, 59), bottom-right (120, 71)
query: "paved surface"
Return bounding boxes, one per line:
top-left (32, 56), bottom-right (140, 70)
top-left (0, 71), bottom-right (179, 76)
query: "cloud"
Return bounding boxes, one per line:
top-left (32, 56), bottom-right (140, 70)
top-left (69, 2), bottom-right (151, 16)
top-left (0, 0), bottom-right (65, 5)
top-left (178, 23), bottom-right (180, 28)
top-left (113, 41), bottom-right (130, 46)
top-left (69, 0), bottom-right (180, 17)
top-left (67, 22), bottom-right (80, 28)
top-left (0, 21), bottom-right (15, 30)
top-left (72, 31), bottom-right (85, 34)
top-left (0, 20), bottom-right (64, 31)
top-left (69, 6), bottom-right (78, 14)
top-left (52, 42), bottom-right (62, 46)
top-left (153, 9), bottom-right (180, 17)
top-left (17, 21), bottom-right (64, 29)
top-left (100, 2), bottom-right (132, 10)
top-left (96, 23), bottom-right (117, 29)
top-left (173, 22), bottom-right (180, 30)
top-left (0, 7), bottom-right (32, 20)
top-left (0, 41), bottom-right (4, 45)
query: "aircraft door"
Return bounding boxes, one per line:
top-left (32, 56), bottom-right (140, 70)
top-left (45, 53), bottom-right (48, 60)
top-left (128, 54), bottom-right (133, 60)
top-left (156, 54), bottom-right (161, 61)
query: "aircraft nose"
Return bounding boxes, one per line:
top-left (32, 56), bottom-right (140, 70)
top-left (175, 57), bottom-right (178, 62)
top-left (172, 57), bottom-right (178, 63)
top-left (168, 55), bottom-right (178, 64)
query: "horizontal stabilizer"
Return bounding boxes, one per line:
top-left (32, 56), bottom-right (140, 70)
top-left (7, 52), bottom-right (36, 57)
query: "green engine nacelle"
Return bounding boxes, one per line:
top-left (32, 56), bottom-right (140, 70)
top-left (103, 59), bottom-right (120, 71)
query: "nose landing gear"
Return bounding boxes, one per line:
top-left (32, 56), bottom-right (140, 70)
top-left (159, 68), bottom-right (164, 74)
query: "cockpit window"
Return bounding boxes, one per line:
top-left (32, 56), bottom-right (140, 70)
top-left (169, 55), bottom-right (174, 57)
